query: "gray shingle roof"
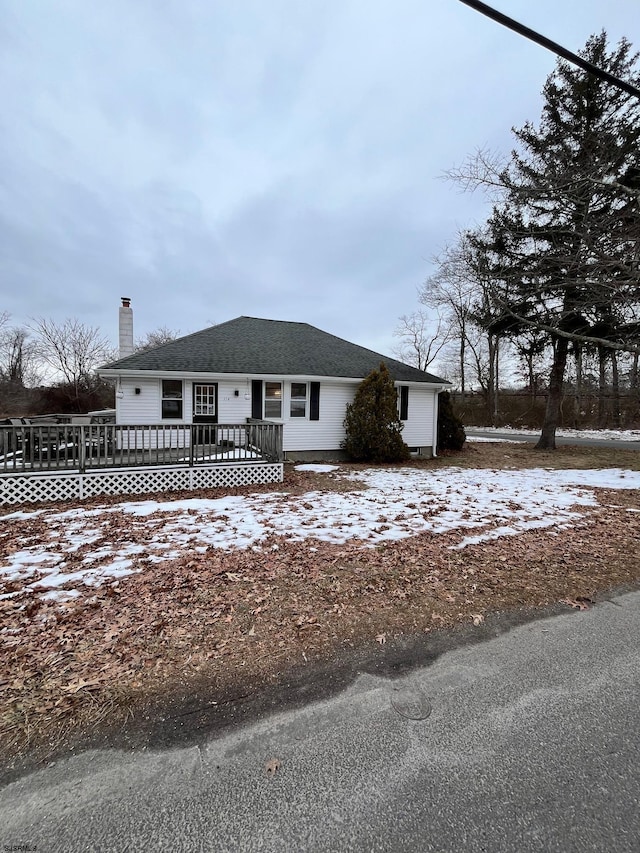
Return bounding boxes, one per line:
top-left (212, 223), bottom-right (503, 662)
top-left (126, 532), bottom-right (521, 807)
top-left (101, 317), bottom-right (447, 384)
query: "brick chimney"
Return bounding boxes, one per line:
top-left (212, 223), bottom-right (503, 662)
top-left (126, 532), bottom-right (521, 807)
top-left (119, 297), bottom-right (134, 358)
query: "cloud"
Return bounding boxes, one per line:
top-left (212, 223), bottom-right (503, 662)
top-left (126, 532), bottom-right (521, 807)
top-left (1, 0), bottom-right (637, 354)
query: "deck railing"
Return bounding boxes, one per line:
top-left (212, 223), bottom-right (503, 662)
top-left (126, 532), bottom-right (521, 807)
top-left (0, 421), bottom-right (283, 474)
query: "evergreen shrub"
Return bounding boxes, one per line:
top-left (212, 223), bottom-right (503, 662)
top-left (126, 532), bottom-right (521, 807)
top-left (342, 363), bottom-right (410, 463)
top-left (437, 390), bottom-right (466, 452)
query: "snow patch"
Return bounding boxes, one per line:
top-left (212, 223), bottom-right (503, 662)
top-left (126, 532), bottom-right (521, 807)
top-left (295, 464), bottom-right (340, 472)
top-left (2, 465), bottom-right (639, 606)
top-left (468, 427), bottom-right (640, 442)
top-left (465, 436), bottom-right (521, 444)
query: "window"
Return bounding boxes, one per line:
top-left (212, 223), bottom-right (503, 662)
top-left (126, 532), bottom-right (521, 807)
top-left (161, 379), bottom-right (183, 419)
top-left (290, 382), bottom-right (307, 418)
top-left (264, 381), bottom-right (282, 419)
top-left (253, 379), bottom-right (319, 420)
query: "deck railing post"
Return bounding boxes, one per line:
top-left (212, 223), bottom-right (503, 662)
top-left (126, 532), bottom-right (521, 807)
top-left (78, 425), bottom-right (86, 473)
top-left (189, 425), bottom-right (195, 467)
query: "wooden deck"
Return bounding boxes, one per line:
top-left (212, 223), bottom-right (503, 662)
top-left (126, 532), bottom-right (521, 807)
top-left (0, 421), bottom-right (283, 474)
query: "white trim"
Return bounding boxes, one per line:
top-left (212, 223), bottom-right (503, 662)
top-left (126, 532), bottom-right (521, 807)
top-left (100, 367), bottom-right (449, 388)
top-left (289, 380), bottom-right (309, 420)
top-left (263, 379), bottom-right (283, 419)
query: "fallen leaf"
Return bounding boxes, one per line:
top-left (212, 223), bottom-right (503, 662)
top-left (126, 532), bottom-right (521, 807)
top-left (472, 614), bottom-right (484, 626)
top-left (225, 572), bottom-right (242, 582)
top-left (61, 678), bottom-right (102, 694)
top-left (560, 597), bottom-right (592, 611)
top-left (265, 758), bottom-right (280, 776)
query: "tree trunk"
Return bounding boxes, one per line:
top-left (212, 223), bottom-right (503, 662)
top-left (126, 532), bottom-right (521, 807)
top-left (494, 338), bottom-right (500, 423)
top-left (459, 328), bottom-right (466, 399)
top-left (631, 352), bottom-right (640, 423)
top-left (597, 346), bottom-right (608, 428)
top-left (527, 353), bottom-right (536, 404)
top-left (611, 350), bottom-right (621, 429)
top-left (631, 352), bottom-right (639, 391)
top-left (536, 336), bottom-right (569, 450)
top-left (574, 344), bottom-right (583, 429)
top-left (487, 334), bottom-right (495, 425)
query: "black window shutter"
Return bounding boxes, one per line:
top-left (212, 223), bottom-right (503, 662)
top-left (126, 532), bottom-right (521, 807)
top-left (251, 380), bottom-right (263, 419)
top-left (400, 386), bottom-right (409, 421)
top-left (309, 382), bottom-right (320, 421)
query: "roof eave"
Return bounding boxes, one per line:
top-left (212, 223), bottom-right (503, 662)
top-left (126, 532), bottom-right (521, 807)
top-left (99, 367), bottom-right (447, 385)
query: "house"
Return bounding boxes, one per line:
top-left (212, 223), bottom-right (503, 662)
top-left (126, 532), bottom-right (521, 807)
top-left (98, 299), bottom-right (449, 461)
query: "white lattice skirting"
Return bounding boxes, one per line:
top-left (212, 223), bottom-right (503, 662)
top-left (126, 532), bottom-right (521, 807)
top-left (0, 463), bottom-right (284, 506)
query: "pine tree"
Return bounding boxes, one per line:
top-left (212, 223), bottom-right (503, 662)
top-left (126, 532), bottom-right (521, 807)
top-left (472, 33), bottom-right (640, 448)
top-left (342, 363), bottom-right (410, 462)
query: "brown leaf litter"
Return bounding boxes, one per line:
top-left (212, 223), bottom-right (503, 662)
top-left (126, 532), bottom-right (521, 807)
top-left (0, 443), bottom-right (639, 772)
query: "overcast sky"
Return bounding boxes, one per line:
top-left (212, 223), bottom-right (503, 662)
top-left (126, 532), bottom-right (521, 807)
top-left (1, 0), bottom-right (638, 359)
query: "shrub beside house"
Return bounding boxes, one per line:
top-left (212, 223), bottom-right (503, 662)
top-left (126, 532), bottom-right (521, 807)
top-left (342, 363), bottom-right (411, 462)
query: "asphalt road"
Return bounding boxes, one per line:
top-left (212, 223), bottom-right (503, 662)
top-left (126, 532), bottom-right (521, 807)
top-left (3, 590), bottom-right (640, 852)
top-left (466, 428), bottom-right (640, 451)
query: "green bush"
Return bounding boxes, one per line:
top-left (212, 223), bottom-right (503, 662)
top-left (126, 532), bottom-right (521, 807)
top-left (437, 391), bottom-right (466, 452)
top-left (342, 363), bottom-right (410, 463)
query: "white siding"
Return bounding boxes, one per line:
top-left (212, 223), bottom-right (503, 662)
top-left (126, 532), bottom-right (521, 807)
top-left (283, 381), bottom-right (437, 453)
top-left (116, 379), bottom-right (190, 447)
top-left (213, 381), bottom-right (252, 423)
top-left (116, 375), bottom-right (438, 453)
top-left (401, 386), bottom-right (436, 450)
top-left (282, 381), bottom-right (355, 451)
top-left (213, 382), bottom-right (252, 446)
top-left (117, 377), bottom-right (162, 424)
top-left (117, 378), bottom-right (253, 426)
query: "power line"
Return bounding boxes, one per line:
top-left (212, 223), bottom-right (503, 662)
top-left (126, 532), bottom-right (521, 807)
top-left (458, 0), bottom-right (640, 99)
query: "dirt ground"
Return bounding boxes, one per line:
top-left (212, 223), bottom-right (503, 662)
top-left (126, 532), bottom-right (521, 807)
top-left (1, 441), bottom-right (639, 777)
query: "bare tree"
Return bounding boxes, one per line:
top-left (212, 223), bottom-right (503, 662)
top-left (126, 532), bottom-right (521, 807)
top-left (0, 325), bottom-right (40, 387)
top-left (420, 238), bottom-right (478, 398)
top-left (420, 230), bottom-right (507, 421)
top-left (392, 310), bottom-right (450, 371)
top-left (135, 326), bottom-right (180, 353)
top-left (31, 317), bottom-right (115, 408)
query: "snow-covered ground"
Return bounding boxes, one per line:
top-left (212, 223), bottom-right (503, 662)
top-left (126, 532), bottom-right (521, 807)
top-left (465, 436), bottom-right (521, 443)
top-left (467, 427), bottom-right (640, 442)
top-left (1, 465), bottom-right (639, 605)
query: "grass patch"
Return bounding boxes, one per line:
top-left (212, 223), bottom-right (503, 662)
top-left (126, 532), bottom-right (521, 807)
top-left (437, 441), bottom-right (640, 471)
